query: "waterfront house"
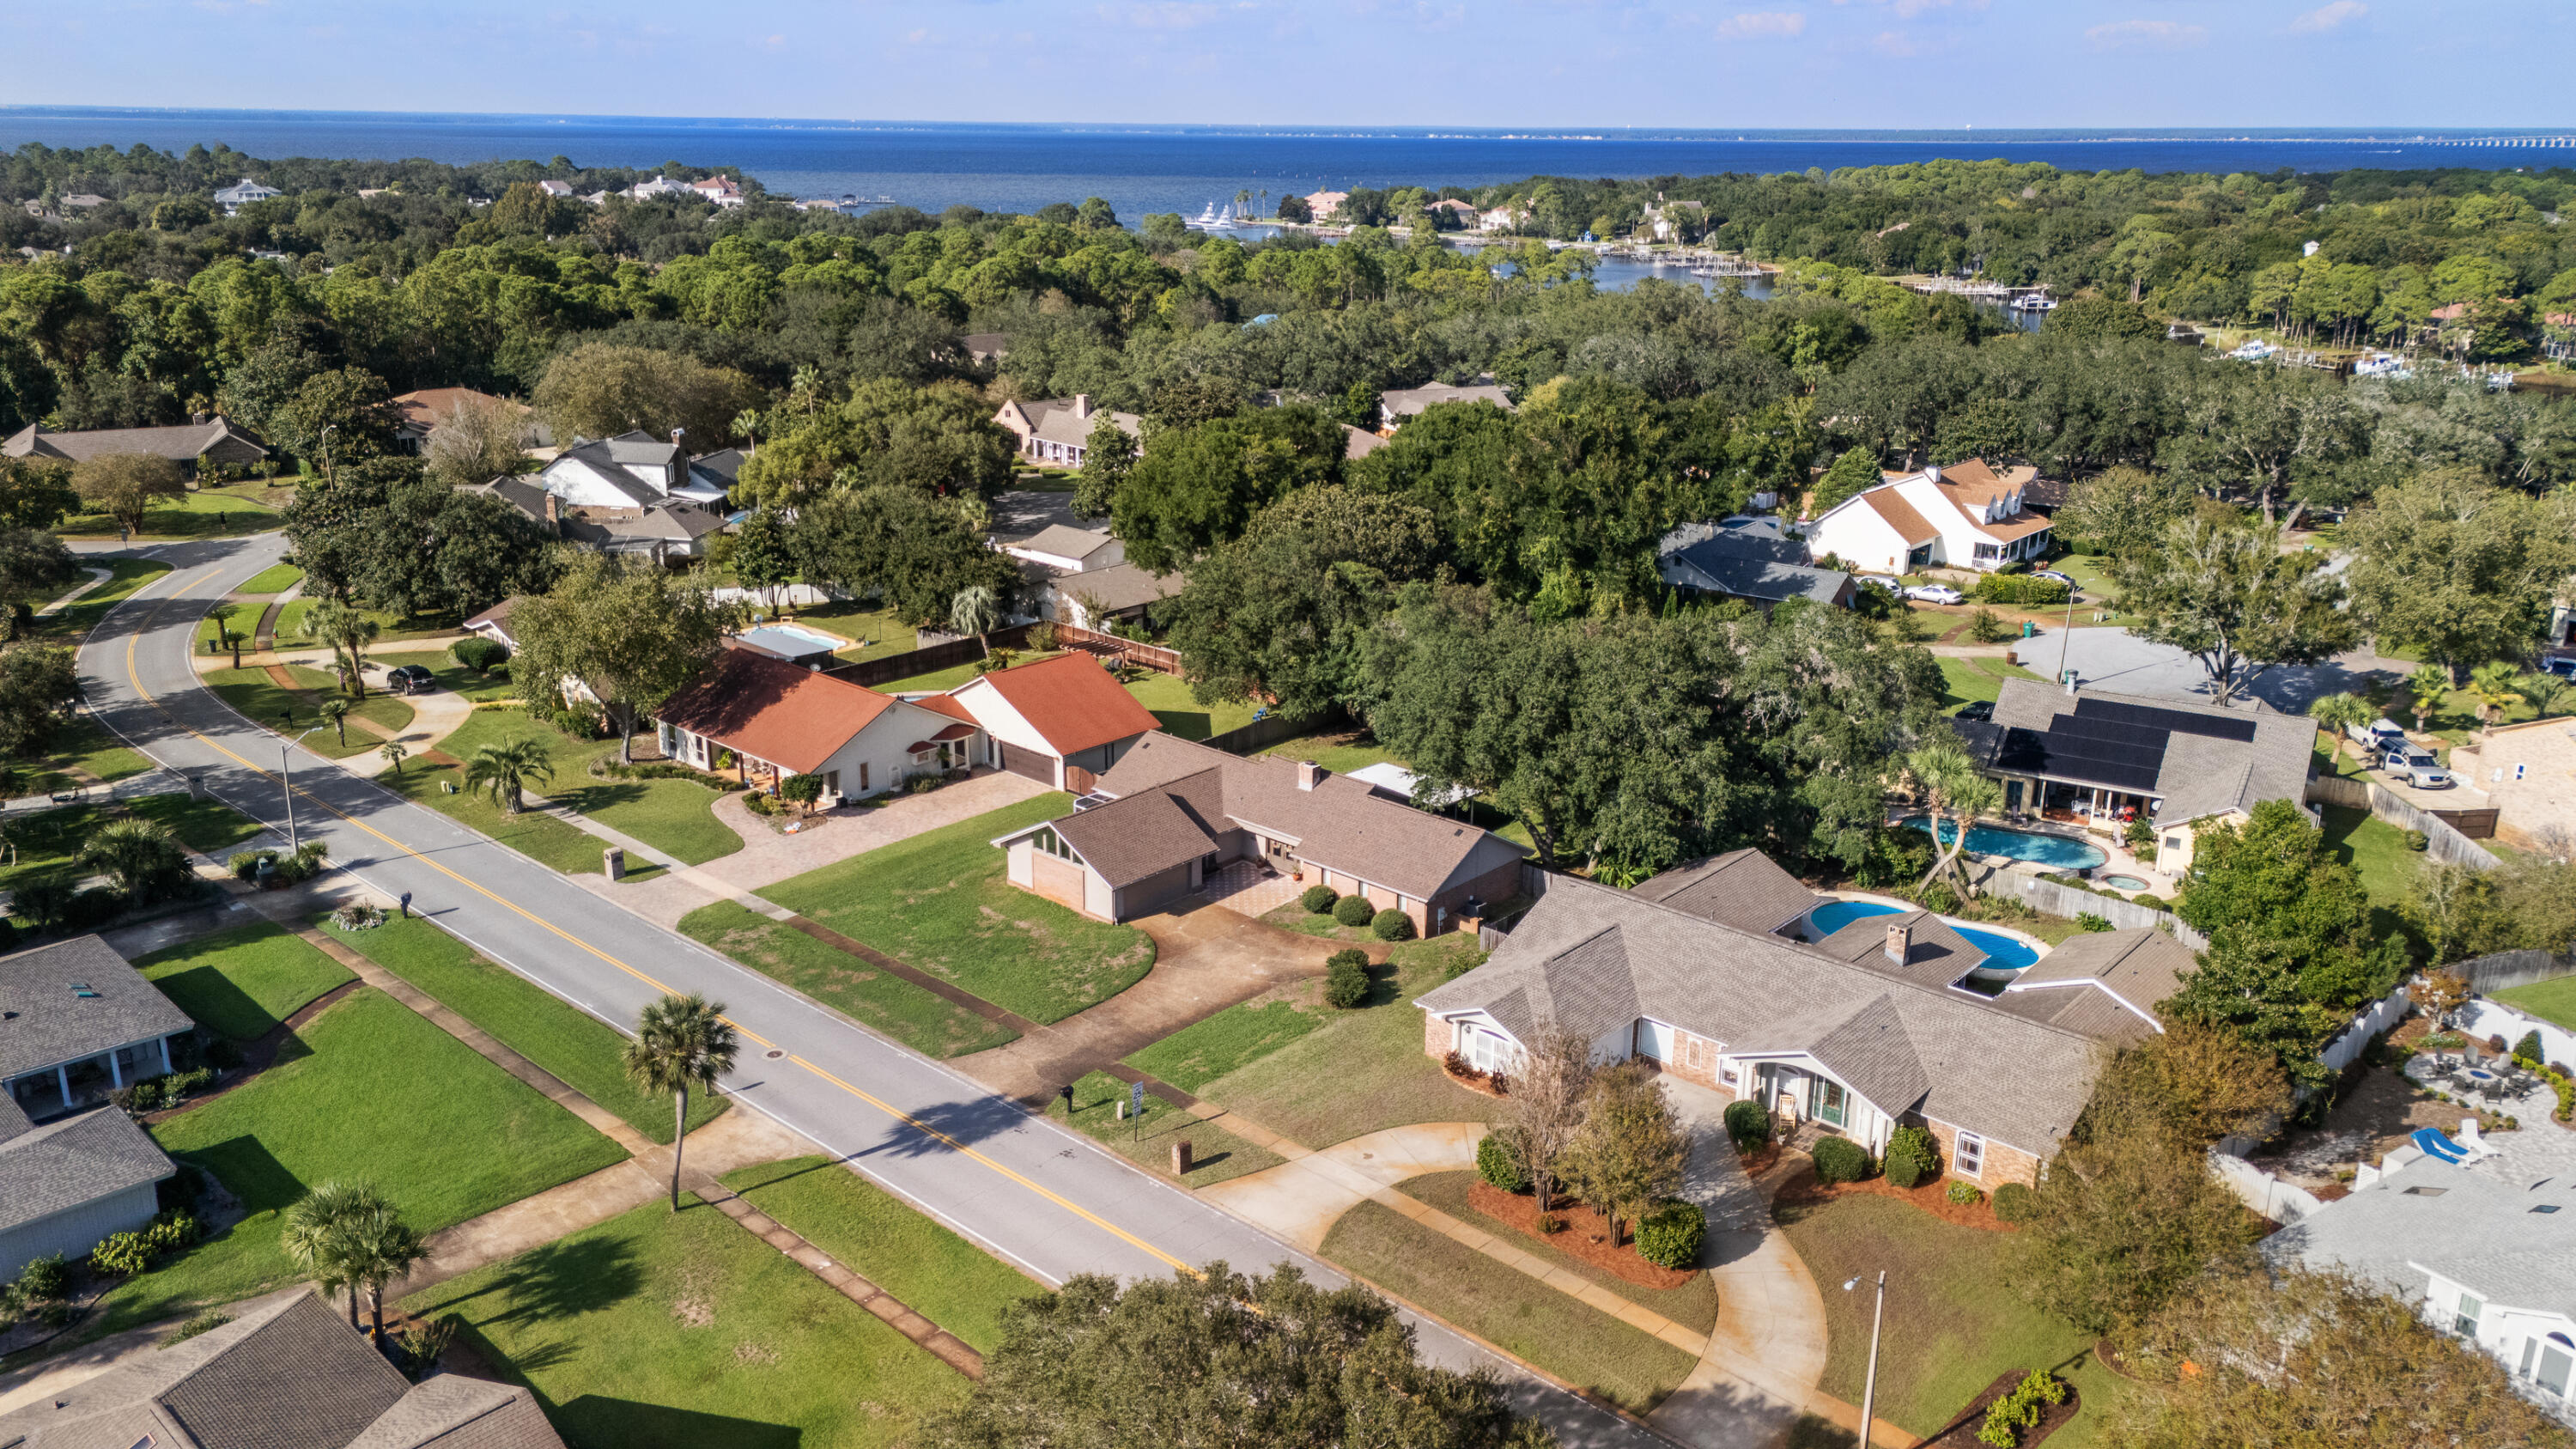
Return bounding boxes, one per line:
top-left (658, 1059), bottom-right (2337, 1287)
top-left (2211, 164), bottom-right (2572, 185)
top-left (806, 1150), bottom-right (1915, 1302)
top-left (991, 395), bottom-right (1143, 467)
top-left (1803, 458), bottom-right (2053, 574)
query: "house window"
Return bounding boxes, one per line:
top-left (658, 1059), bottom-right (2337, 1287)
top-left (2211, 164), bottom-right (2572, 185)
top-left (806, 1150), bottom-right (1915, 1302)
top-left (1720, 1061), bottom-right (1740, 1087)
top-left (2538, 1335), bottom-right (2574, 1396)
top-left (2164, 836), bottom-right (2183, 853)
top-left (1953, 1131), bottom-right (1985, 1178)
top-left (1817, 1081), bottom-right (1847, 1128)
top-left (1032, 828), bottom-right (1075, 861)
top-left (2454, 1293), bottom-right (2483, 1338)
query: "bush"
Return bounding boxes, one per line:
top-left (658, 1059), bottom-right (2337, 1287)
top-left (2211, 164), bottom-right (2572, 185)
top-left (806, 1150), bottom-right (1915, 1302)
top-left (331, 901), bottom-right (384, 931)
top-left (451, 636), bottom-right (507, 674)
top-left (1027, 624), bottom-right (1057, 653)
top-left (1723, 1099), bottom-right (1772, 1151)
top-left (228, 850), bottom-right (267, 881)
top-left (90, 1231), bottom-right (152, 1277)
top-left (2075, 911), bottom-right (2112, 933)
top-left (1324, 948), bottom-right (1370, 1008)
top-left (1635, 1201), bottom-right (1707, 1270)
top-left (743, 792), bottom-right (775, 816)
top-left (1811, 1135), bottom-right (1871, 1184)
top-left (1970, 574), bottom-right (2071, 607)
top-left (1966, 607), bottom-right (2013, 644)
top-left (1975, 1370), bottom-right (2068, 1448)
top-left (2403, 829), bottom-right (2429, 852)
top-left (1370, 908), bottom-right (1415, 941)
top-left (160, 1311), bottom-right (234, 1348)
top-left (1991, 1181), bottom-right (2037, 1223)
top-left (1333, 894), bottom-right (1375, 928)
top-left (1476, 1133), bottom-right (1531, 1192)
top-left (1300, 884), bottom-right (1340, 915)
top-left (1947, 1180), bottom-right (1986, 1206)
top-left (2516, 1030), bottom-right (2545, 1064)
top-left (13, 1253), bottom-right (69, 1304)
top-left (1918, 882), bottom-right (1960, 916)
top-left (1883, 1125), bottom-right (1940, 1188)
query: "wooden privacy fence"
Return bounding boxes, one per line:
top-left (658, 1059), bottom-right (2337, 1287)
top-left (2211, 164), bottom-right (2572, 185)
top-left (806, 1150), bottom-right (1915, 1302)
top-left (2306, 775), bottom-right (2500, 867)
top-left (1204, 708), bottom-right (1343, 757)
top-left (1982, 869), bottom-right (2209, 950)
top-left (820, 623), bottom-right (1038, 689)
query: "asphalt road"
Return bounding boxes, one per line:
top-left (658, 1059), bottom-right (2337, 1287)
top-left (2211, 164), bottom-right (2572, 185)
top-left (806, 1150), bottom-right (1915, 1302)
top-left (70, 533), bottom-right (1668, 1449)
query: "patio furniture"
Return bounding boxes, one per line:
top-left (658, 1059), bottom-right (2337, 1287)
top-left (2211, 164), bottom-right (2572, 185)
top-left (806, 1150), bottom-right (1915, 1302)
top-left (2411, 1127), bottom-right (2472, 1165)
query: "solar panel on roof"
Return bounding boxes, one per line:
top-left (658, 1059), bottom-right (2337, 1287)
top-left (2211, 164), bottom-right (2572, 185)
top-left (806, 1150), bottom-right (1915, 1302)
top-left (2071, 696), bottom-right (2256, 744)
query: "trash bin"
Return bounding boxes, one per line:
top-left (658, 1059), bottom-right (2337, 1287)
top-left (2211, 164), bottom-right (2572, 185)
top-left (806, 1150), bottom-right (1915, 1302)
top-left (2022, 619), bottom-right (2034, 638)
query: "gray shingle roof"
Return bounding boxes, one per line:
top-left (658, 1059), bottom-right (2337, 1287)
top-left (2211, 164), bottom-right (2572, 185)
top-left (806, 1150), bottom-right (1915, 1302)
top-left (1382, 383), bottom-right (1513, 417)
top-left (1807, 909), bottom-right (1991, 986)
top-left (1661, 538), bottom-right (1855, 607)
top-left (1632, 849), bottom-right (1818, 935)
top-left (1054, 562), bottom-right (1185, 616)
top-left (2, 417), bottom-right (268, 465)
top-left (1053, 787), bottom-right (1222, 889)
top-left (344, 1375), bottom-right (564, 1449)
top-left (1983, 680), bottom-right (2314, 828)
top-left (1011, 525), bottom-right (1116, 563)
top-left (0, 1103), bottom-right (174, 1235)
top-left (0, 935), bottom-right (195, 1082)
top-left (2271, 1154), bottom-right (2576, 1321)
top-left (2004, 926), bottom-right (2192, 1028)
top-left (1416, 876), bottom-right (2105, 1157)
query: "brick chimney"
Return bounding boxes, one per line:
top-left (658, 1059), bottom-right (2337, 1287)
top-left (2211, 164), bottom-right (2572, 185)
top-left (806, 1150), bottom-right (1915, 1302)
top-left (542, 491), bottom-right (559, 528)
top-left (1072, 393), bottom-right (1093, 421)
top-left (1294, 760), bottom-right (1320, 792)
top-left (1884, 920), bottom-right (1911, 966)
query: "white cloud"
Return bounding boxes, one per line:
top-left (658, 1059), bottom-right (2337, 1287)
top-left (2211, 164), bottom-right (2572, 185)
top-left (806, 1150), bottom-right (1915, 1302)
top-left (1716, 10), bottom-right (1805, 40)
top-left (1869, 27), bottom-right (1919, 55)
top-left (2292, 0), bottom-right (2366, 33)
top-left (1832, 0), bottom-right (1987, 15)
top-left (2085, 18), bottom-right (2208, 50)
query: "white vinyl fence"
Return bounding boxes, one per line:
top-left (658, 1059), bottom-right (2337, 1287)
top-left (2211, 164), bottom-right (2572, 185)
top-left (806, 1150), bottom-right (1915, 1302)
top-left (2209, 1149), bottom-right (2325, 1226)
top-left (2457, 998), bottom-right (2576, 1069)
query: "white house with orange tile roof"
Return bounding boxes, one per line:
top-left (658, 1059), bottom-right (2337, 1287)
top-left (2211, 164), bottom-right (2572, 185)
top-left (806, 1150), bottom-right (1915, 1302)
top-left (1805, 458), bottom-right (2054, 575)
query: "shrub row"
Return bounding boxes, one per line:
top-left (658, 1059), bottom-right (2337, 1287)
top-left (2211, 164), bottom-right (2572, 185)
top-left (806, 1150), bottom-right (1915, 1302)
top-left (1969, 574), bottom-right (2072, 606)
top-left (90, 1210), bottom-right (203, 1278)
top-left (107, 1068), bottom-right (217, 1115)
top-left (594, 759), bottom-right (746, 790)
top-left (1976, 1370), bottom-right (2069, 1448)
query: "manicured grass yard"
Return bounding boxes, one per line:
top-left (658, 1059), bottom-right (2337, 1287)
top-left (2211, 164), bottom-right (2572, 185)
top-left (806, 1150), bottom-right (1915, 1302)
top-left (1937, 658), bottom-right (2002, 714)
top-left (2318, 803), bottom-right (2427, 916)
top-left (0, 795), bottom-right (253, 916)
top-left (2494, 976), bottom-right (2576, 1033)
top-left (19, 715), bottom-right (155, 795)
top-left (1124, 1000), bottom-right (1322, 1092)
top-left (1256, 729), bottom-right (1401, 776)
top-left (236, 563), bottom-right (304, 595)
top-left (33, 557), bottom-right (171, 642)
top-left (1120, 670), bottom-right (1259, 742)
top-left (1776, 1191), bottom-right (2133, 1446)
top-left (1041, 1069), bottom-right (1285, 1186)
top-left (420, 708), bottom-right (743, 867)
top-left (204, 663), bottom-right (414, 760)
top-left (723, 1156), bottom-right (1043, 1353)
top-left (95, 987), bottom-right (627, 1338)
top-left (1400, 1170), bottom-right (1718, 1335)
top-left (778, 601), bottom-right (914, 663)
top-left (1321, 1198), bottom-right (1698, 1416)
top-left (371, 710), bottom-right (658, 880)
top-left (407, 1195), bottom-right (972, 1449)
top-left (1193, 934), bottom-right (1498, 1149)
top-left (135, 922), bottom-right (353, 1042)
top-left (677, 902), bottom-right (1017, 1058)
top-left (58, 484), bottom-right (281, 539)
top-left (325, 913), bottom-right (725, 1142)
top-left (125, 792), bottom-right (266, 855)
top-left (756, 795), bottom-right (1155, 1025)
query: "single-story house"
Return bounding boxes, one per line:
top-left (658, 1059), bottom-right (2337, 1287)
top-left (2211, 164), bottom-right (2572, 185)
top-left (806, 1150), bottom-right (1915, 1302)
top-left (1379, 382), bottom-right (1513, 430)
top-left (2270, 1150), bottom-right (2576, 1428)
top-left (992, 733), bottom-right (1527, 931)
top-left (1005, 524), bottom-right (1124, 575)
top-left (1990, 925), bottom-right (2193, 1043)
top-left (654, 648), bottom-right (986, 802)
top-left (2, 417), bottom-right (268, 473)
top-left (1656, 519), bottom-right (1856, 612)
top-left (1048, 563), bottom-right (1186, 630)
top-left (1417, 869), bottom-right (2188, 1190)
top-left (1805, 458), bottom-right (2053, 574)
top-left (992, 396), bottom-right (1142, 468)
top-left (0, 1092), bottom-right (174, 1285)
top-left (1951, 679), bottom-right (2316, 878)
top-left (388, 387), bottom-right (550, 455)
top-left (939, 651), bottom-right (1163, 790)
top-left (460, 597), bottom-right (523, 652)
top-left (0, 1289), bottom-right (567, 1448)
top-left (963, 332), bottom-right (1012, 366)
top-left (3, 935), bottom-right (196, 1124)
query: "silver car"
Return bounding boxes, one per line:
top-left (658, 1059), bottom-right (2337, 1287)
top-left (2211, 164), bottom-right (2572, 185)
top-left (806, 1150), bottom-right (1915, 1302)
top-left (2403, 761), bottom-right (2456, 789)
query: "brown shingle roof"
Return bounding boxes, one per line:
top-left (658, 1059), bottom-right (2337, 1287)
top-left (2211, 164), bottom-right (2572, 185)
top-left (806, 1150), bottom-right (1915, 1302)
top-left (960, 653), bottom-right (1161, 757)
top-left (654, 648), bottom-right (902, 774)
top-left (1632, 849), bottom-right (1816, 935)
top-left (1856, 487), bottom-right (1939, 546)
top-left (158, 1294), bottom-right (410, 1449)
top-left (2, 417), bottom-right (267, 465)
top-left (2002, 925), bottom-right (2192, 1032)
top-left (1054, 788), bottom-right (1224, 888)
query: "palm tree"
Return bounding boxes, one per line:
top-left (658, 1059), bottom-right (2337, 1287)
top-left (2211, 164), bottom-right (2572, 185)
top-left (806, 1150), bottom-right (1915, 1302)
top-left (623, 994), bottom-right (738, 1211)
top-left (732, 408), bottom-right (761, 455)
top-left (377, 739), bottom-right (408, 776)
top-left (2468, 661), bottom-right (2525, 731)
top-left (343, 1202), bottom-right (428, 1345)
top-left (463, 739), bottom-right (555, 815)
top-left (77, 819), bottom-right (187, 907)
top-left (2518, 671), bottom-right (2575, 721)
top-left (301, 600), bottom-right (380, 698)
top-left (950, 585), bottom-right (1001, 657)
top-left (283, 1179), bottom-right (388, 1330)
top-left (1909, 740), bottom-right (2004, 902)
top-left (2407, 664), bottom-right (2452, 734)
top-left (317, 696), bottom-right (352, 746)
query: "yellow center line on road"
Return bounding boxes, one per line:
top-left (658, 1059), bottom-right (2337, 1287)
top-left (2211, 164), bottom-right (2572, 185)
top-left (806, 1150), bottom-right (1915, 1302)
top-left (121, 569), bottom-right (1190, 1273)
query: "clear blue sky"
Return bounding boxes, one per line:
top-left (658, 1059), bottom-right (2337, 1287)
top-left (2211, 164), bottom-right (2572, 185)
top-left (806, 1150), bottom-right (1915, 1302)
top-left (10, 0), bottom-right (2561, 130)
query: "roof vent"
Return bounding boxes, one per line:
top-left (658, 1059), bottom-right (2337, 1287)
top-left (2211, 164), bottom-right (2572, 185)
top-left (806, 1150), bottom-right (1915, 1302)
top-left (2403, 1185), bottom-right (2447, 1196)
top-left (70, 983), bottom-right (99, 999)
top-left (2535, 1204), bottom-right (2564, 1215)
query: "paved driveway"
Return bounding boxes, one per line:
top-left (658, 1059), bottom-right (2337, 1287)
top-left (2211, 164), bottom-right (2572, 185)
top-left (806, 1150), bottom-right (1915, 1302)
top-left (1203, 858), bottom-right (1307, 918)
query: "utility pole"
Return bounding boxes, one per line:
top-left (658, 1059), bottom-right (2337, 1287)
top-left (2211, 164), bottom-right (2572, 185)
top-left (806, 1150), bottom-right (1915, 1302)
top-left (1844, 1270), bottom-right (1886, 1447)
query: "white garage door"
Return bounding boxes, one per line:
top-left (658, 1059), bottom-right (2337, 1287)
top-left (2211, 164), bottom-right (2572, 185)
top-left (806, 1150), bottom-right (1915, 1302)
top-left (1637, 1019), bottom-right (1676, 1062)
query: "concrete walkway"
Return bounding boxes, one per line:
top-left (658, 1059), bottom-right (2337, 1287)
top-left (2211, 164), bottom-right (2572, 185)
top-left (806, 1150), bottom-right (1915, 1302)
top-left (33, 566), bottom-right (112, 618)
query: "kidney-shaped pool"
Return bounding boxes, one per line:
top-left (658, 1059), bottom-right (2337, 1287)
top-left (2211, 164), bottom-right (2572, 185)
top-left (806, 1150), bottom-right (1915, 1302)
top-left (1807, 899), bottom-right (2044, 973)
top-left (1898, 815), bottom-right (2107, 873)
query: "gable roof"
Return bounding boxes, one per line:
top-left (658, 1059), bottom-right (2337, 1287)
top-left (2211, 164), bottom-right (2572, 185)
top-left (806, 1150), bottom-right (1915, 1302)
top-left (1002, 399), bottom-right (1144, 451)
top-left (2003, 926), bottom-right (2193, 1032)
top-left (0, 1100), bottom-right (174, 1237)
top-left (1417, 875), bottom-right (2105, 1155)
top-left (957, 653), bottom-right (1160, 756)
top-left (2271, 1153), bottom-right (2576, 1323)
top-left (1054, 562), bottom-right (1185, 616)
top-left (1662, 536), bottom-right (1855, 607)
top-left (1974, 679), bottom-right (2313, 827)
top-left (1010, 525), bottom-right (1116, 563)
top-left (1852, 486), bottom-right (1939, 546)
top-left (653, 648), bottom-right (902, 774)
top-left (2, 417), bottom-right (267, 465)
top-left (1025, 733), bottom-right (1526, 902)
top-left (0, 935), bottom-right (194, 1082)
top-left (1807, 908), bottom-right (1991, 986)
top-left (343, 1374), bottom-right (561, 1449)
top-left (1631, 849), bottom-right (1818, 935)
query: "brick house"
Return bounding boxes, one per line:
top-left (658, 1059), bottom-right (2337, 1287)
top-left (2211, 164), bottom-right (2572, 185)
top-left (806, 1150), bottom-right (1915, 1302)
top-left (991, 733), bottom-right (1525, 929)
top-left (1415, 859), bottom-right (2189, 1190)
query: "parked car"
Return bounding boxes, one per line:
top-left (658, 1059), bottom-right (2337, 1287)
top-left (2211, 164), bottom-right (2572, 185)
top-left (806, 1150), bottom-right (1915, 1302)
top-left (386, 664), bottom-right (436, 694)
top-left (2401, 760), bottom-right (2456, 789)
top-left (1906, 584), bottom-right (1965, 605)
top-left (2030, 569), bottom-right (2076, 587)
top-left (1955, 700), bottom-right (1996, 722)
top-left (2347, 717), bottom-right (2408, 752)
top-left (2543, 656), bottom-right (2576, 679)
top-left (1859, 575), bottom-right (1904, 594)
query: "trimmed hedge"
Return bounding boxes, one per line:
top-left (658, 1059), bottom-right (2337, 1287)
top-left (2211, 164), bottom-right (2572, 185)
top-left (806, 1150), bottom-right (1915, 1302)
top-left (1325, 948), bottom-right (1370, 1009)
top-left (1811, 1135), bottom-right (1871, 1184)
top-left (1301, 884), bottom-right (1340, 915)
top-left (1947, 1180), bottom-right (1985, 1206)
top-left (1991, 1181), bottom-right (2037, 1223)
top-left (1969, 574), bottom-right (2071, 606)
top-left (1635, 1200), bottom-right (1706, 1270)
top-left (1723, 1099), bottom-right (1771, 1151)
top-left (1370, 908), bottom-right (1415, 941)
top-left (1476, 1132), bottom-right (1530, 1193)
top-left (1333, 894), bottom-right (1376, 928)
top-left (1883, 1125), bottom-right (1939, 1189)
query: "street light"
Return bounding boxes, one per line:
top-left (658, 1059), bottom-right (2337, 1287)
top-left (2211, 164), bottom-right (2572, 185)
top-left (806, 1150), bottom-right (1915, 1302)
top-left (280, 726), bottom-right (323, 852)
top-left (1844, 1271), bottom-right (1887, 1448)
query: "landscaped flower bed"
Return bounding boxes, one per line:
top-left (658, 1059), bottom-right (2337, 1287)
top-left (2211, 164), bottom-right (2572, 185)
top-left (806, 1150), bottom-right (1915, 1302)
top-left (1914, 1369), bottom-right (2080, 1449)
top-left (1776, 1161), bottom-right (2020, 1233)
top-left (1465, 1180), bottom-right (1698, 1290)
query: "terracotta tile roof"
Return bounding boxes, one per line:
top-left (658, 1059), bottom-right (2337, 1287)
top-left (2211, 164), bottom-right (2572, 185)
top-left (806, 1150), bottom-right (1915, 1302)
top-left (654, 649), bottom-right (900, 774)
top-left (1856, 487), bottom-right (1939, 546)
top-left (966, 653), bottom-right (1161, 756)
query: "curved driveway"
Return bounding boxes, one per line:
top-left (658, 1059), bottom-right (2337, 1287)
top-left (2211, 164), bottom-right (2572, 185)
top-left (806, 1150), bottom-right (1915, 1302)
top-left (71, 533), bottom-right (1666, 1449)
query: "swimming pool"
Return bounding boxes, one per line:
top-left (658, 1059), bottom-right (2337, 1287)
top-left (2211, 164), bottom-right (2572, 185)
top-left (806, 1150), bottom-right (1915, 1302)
top-left (734, 624), bottom-right (849, 659)
top-left (1899, 815), bottom-right (2107, 871)
top-left (2099, 874), bottom-right (2152, 892)
top-left (1805, 899), bottom-right (2044, 974)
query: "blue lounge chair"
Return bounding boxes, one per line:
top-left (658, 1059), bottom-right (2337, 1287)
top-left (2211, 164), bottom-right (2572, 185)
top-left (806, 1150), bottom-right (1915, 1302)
top-left (2411, 1127), bottom-right (2469, 1164)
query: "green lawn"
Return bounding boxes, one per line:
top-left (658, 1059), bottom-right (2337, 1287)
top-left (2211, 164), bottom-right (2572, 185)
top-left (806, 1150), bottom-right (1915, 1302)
top-left (1040, 1068), bottom-right (1285, 1186)
top-left (2317, 802), bottom-right (2426, 922)
top-left (0, 794), bottom-right (252, 917)
top-left (1776, 1191), bottom-right (2133, 1446)
top-left (126, 792), bottom-right (265, 855)
top-left (874, 653), bottom-right (1064, 694)
top-left (1194, 934), bottom-right (1497, 1149)
top-left (1257, 898), bottom-right (1382, 944)
top-left (204, 663), bottom-right (414, 760)
top-left (2494, 976), bottom-right (2576, 1033)
top-left (416, 708), bottom-right (742, 867)
top-left (275, 598), bottom-right (460, 645)
top-left (94, 988), bottom-right (628, 1339)
top-left (722, 1156), bottom-right (1043, 1354)
top-left (677, 902), bottom-right (1018, 1058)
top-left (371, 710), bottom-right (660, 881)
top-left (134, 922), bottom-right (354, 1042)
top-left (756, 795), bottom-right (1155, 1025)
top-left (236, 563), bottom-right (304, 595)
top-left (776, 602), bottom-right (916, 664)
top-left (1400, 1170), bottom-right (1718, 1335)
top-left (407, 1195), bottom-right (969, 1449)
top-left (324, 913), bottom-right (726, 1142)
top-left (58, 485), bottom-right (282, 539)
top-left (33, 557), bottom-right (172, 641)
top-left (1124, 999), bottom-right (1324, 1092)
top-left (1321, 1199), bottom-right (1698, 1416)
top-left (1256, 729), bottom-right (1402, 776)
top-left (1120, 671), bottom-right (1260, 743)
top-left (1937, 658), bottom-right (2002, 713)
top-left (18, 715), bottom-right (154, 794)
